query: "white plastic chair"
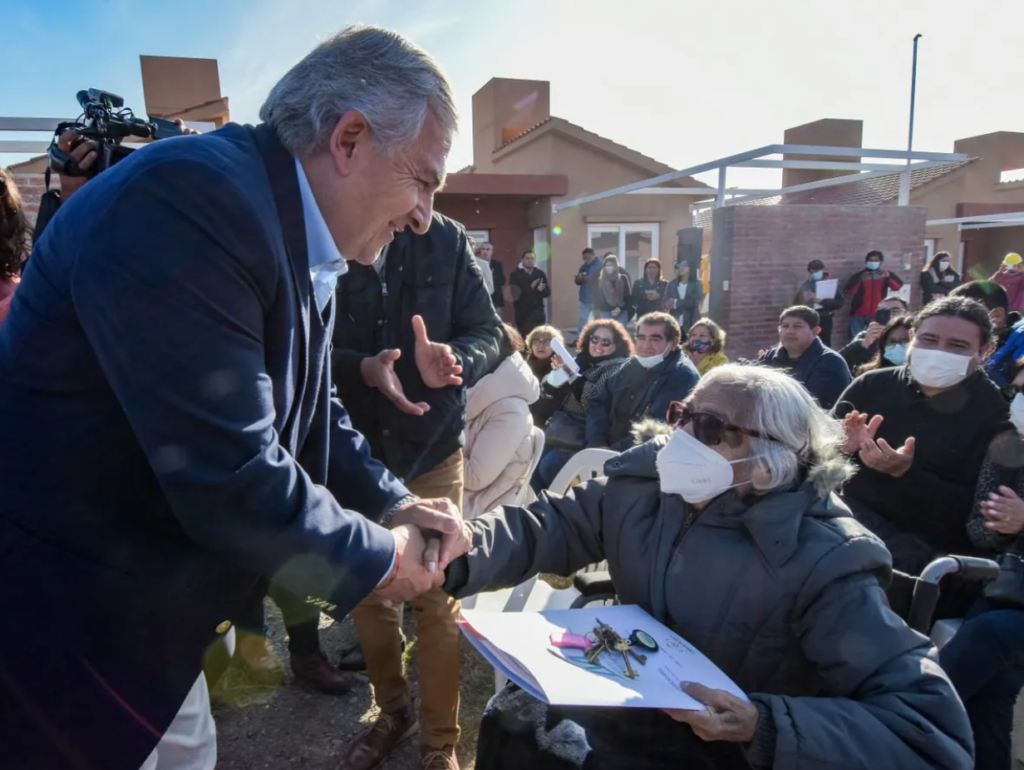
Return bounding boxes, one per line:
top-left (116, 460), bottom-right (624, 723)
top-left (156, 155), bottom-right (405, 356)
top-left (548, 447), bottom-right (618, 497)
top-left (466, 446), bottom-right (619, 693)
top-left (549, 447), bottom-right (618, 575)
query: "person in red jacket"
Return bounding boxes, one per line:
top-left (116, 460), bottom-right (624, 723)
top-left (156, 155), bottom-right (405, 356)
top-left (844, 250), bottom-right (904, 338)
top-left (991, 252), bottom-right (1024, 313)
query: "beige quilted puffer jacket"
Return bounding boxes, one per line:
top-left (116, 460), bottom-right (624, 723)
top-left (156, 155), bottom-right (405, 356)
top-left (463, 353), bottom-right (541, 519)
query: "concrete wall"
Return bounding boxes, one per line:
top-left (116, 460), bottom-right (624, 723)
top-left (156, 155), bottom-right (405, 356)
top-left (710, 205), bottom-right (927, 360)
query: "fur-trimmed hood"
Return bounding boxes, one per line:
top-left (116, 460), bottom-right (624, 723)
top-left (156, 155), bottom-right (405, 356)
top-left (630, 418), bottom-right (673, 445)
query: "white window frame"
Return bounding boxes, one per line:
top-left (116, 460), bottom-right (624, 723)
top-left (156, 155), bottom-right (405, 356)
top-left (533, 226), bottom-right (551, 319)
top-left (466, 229), bottom-right (491, 248)
top-left (924, 238), bottom-right (937, 267)
top-left (586, 223), bottom-right (661, 282)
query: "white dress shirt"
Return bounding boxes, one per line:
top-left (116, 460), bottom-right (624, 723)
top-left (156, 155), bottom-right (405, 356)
top-left (294, 158), bottom-right (348, 313)
top-left (294, 158), bottom-right (398, 583)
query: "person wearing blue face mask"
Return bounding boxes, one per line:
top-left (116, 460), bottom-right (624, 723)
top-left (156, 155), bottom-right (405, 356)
top-left (844, 250), bottom-right (904, 338)
top-left (851, 315), bottom-right (912, 376)
top-left (795, 260), bottom-right (844, 348)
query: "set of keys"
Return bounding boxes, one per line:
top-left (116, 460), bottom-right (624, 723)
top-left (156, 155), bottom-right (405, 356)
top-left (585, 619), bottom-right (649, 679)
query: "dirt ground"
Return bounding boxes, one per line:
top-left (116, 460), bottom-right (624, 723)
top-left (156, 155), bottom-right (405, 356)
top-left (212, 601), bottom-right (495, 770)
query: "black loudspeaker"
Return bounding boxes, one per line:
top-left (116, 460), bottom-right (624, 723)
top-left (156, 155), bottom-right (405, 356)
top-left (675, 228), bottom-right (703, 271)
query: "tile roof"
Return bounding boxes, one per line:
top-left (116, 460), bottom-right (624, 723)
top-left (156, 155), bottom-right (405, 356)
top-left (495, 117), bottom-right (554, 151)
top-left (693, 158), bottom-right (976, 229)
top-left (494, 116), bottom-right (695, 183)
top-left (780, 158), bottom-right (976, 205)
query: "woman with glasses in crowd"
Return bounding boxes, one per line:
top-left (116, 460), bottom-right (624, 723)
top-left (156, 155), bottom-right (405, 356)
top-left (853, 314), bottom-right (912, 376)
top-left (684, 318), bottom-right (729, 376)
top-left (524, 325), bottom-right (563, 383)
top-left (0, 168), bottom-right (28, 328)
top-left (442, 364), bottom-right (973, 770)
top-left (530, 318), bottom-right (632, 491)
top-left (524, 325), bottom-right (563, 424)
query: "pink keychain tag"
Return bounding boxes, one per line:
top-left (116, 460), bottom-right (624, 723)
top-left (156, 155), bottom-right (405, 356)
top-left (550, 631), bottom-right (592, 650)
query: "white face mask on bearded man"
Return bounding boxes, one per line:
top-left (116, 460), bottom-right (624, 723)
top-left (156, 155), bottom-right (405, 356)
top-left (907, 348), bottom-right (973, 389)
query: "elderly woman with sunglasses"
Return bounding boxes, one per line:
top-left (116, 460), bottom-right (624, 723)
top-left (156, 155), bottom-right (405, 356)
top-left (441, 364), bottom-right (973, 770)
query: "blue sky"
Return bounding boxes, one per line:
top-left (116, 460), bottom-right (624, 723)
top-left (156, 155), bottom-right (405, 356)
top-left (2, 0), bottom-right (1023, 187)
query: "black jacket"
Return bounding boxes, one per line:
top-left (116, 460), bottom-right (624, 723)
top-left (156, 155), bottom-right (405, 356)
top-left (586, 349), bottom-right (699, 449)
top-left (631, 277), bottom-right (668, 319)
top-left (920, 267), bottom-right (962, 305)
top-left (759, 337), bottom-right (852, 410)
top-left (664, 277), bottom-right (703, 321)
top-left (839, 331), bottom-right (877, 373)
top-left (509, 266), bottom-right (550, 325)
top-left (832, 367), bottom-right (1011, 557)
top-left (332, 213), bottom-right (503, 482)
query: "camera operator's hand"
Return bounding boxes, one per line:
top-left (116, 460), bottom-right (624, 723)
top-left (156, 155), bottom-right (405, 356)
top-left (56, 130), bottom-right (97, 199)
top-left (173, 118), bottom-right (200, 136)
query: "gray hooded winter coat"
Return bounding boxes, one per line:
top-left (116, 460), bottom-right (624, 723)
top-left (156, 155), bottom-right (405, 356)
top-left (444, 436), bottom-right (974, 770)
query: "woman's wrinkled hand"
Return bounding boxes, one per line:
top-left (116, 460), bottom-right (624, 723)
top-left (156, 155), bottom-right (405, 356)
top-left (663, 683), bottom-right (759, 743)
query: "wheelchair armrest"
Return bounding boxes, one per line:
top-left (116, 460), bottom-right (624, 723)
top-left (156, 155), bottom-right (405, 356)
top-left (573, 571), bottom-right (614, 597)
top-left (950, 556), bottom-right (1001, 583)
top-left (920, 555), bottom-right (1001, 584)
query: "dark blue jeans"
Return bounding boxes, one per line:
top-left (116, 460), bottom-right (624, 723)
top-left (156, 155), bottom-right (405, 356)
top-left (531, 448), bottom-right (575, 494)
top-left (939, 602), bottom-right (1024, 770)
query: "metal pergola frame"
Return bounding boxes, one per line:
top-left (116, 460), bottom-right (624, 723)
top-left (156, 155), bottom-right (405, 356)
top-left (550, 143), bottom-right (970, 214)
top-left (926, 212), bottom-right (1024, 231)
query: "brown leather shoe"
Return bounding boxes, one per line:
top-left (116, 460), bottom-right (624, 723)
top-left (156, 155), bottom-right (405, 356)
top-left (340, 704), bottom-right (417, 770)
top-left (421, 745), bottom-right (459, 770)
top-left (289, 649), bottom-right (352, 695)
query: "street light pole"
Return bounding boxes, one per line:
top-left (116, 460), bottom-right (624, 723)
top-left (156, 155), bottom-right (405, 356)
top-left (899, 33), bottom-right (923, 205)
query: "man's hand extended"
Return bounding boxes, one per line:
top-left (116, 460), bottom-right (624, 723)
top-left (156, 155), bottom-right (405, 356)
top-left (360, 349), bottom-right (430, 416)
top-left (391, 498), bottom-right (472, 571)
top-left (840, 411), bottom-right (883, 455)
top-left (375, 524), bottom-right (446, 604)
top-left (413, 315), bottom-right (462, 389)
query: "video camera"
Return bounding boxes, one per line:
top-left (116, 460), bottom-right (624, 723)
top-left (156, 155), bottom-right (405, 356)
top-left (47, 88), bottom-right (185, 178)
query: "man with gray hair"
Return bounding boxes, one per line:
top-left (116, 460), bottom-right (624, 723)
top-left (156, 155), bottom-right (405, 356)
top-left (0, 24), bottom-right (474, 770)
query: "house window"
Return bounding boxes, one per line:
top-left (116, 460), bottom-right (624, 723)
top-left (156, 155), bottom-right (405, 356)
top-left (586, 224), bottom-right (660, 282)
top-left (466, 229), bottom-right (491, 248)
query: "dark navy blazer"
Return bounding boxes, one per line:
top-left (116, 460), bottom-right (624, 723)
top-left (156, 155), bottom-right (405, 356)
top-left (0, 124), bottom-right (407, 769)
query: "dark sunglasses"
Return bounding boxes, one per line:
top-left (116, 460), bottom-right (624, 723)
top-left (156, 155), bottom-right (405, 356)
top-left (589, 337), bottom-right (615, 348)
top-left (666, 402), bottom-right (778, 446)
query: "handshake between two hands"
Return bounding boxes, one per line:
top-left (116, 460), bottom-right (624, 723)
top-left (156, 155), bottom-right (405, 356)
top-left (374, 498), bottom-right (473, 605)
